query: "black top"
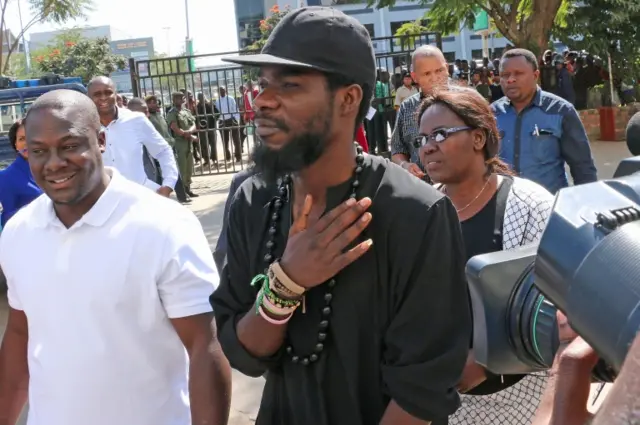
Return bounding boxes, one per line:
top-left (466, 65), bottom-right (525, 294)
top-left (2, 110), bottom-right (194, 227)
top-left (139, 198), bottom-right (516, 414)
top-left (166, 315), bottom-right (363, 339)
top-left (459, 176), bottom-right (525, 397)
top-left (211, 155), bottom-right (472, 425)
top-left (460, 190), bottom-right (501, 263)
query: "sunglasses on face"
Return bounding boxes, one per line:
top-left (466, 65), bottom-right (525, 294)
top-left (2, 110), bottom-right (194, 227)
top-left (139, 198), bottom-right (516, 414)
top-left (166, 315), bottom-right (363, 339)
top-left (413, 126), bottom-right (472, 149)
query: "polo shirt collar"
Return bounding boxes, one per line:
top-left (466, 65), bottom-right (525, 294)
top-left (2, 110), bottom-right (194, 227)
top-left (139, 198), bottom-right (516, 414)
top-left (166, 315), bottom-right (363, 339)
top-left (35, 167), bottom-right (124, 230)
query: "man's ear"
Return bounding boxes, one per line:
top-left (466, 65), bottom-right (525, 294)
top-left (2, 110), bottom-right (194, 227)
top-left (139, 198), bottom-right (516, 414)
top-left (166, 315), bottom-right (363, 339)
top-left (340, 84), bottom-right (363, 118)
top-left (98, 130), bottom-right (106, 154)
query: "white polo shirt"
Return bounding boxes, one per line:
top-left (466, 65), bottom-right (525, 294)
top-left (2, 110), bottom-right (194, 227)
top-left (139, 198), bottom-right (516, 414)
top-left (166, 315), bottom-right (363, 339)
top-left (102, 107), bottom-right (179, 191)
top-left (0, 168), bottom-right (217, 425)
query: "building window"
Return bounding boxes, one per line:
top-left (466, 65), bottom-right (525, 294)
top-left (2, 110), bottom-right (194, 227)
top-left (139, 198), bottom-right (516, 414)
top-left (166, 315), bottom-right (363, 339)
top-left (364, 23), bottom-right (375, 38)
top-left (492, 47), bottom-right (505, 59)
top-left (443, 51), bottom-right (456, 62)
top-left (470, 35), bottom-right (482, 40)
top-left (235, 0), bottom-right (264, 50)
top-left (471, 49), bottom-right (484, 59)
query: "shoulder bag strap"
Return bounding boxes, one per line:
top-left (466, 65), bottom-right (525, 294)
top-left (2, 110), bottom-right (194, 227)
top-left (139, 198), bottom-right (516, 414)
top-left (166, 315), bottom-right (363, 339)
top-left (493, 176), bottom-right (514, 247)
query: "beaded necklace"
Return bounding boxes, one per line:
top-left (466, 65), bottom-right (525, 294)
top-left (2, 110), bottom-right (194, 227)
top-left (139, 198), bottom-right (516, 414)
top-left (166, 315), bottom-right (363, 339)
top-left (262, 142), bottom-right (365, 366)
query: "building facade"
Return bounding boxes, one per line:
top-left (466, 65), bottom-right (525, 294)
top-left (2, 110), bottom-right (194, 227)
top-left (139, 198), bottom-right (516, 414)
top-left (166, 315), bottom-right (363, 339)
top-left (28, 26), bottom-right (154, 92)
top-left (28, 25), bottom-right (131, 52)
top-left (109, 37), bottom-right (155, 93)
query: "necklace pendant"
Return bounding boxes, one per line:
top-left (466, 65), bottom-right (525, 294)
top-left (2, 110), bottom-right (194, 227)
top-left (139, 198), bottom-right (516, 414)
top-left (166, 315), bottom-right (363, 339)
top-left (302, 295), bottom-right (306, 314)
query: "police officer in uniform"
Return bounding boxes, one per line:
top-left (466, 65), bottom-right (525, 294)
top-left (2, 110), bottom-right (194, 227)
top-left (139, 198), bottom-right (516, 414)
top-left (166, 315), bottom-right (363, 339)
top-left (167, 92), bottom-right (199, 198)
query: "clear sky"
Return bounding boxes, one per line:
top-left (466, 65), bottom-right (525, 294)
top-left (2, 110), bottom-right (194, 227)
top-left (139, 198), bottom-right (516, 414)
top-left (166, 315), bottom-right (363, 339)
top-left (5, 0), bottom-right (239, 61)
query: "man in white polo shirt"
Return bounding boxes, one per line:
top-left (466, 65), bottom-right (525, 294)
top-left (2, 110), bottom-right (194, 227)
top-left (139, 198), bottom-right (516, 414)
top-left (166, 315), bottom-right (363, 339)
top-left (0, 90), bottom-right (231, 425)
top-left (87, 76), bottom-right (179, 197)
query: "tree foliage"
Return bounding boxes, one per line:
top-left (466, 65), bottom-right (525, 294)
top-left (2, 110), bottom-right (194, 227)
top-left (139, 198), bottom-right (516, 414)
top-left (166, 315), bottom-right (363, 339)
top-left (554, 0), bottom-right (640, 81)
top-left (370, 0), bottom-right (571, 55)
top-left (246, 4), bottom-right (290, 53)
top-left (242, 4), bottom-right (290, 81)
top-left (32, 31), bottom-right (126, 83)
top-left (0, 0), bottom-right (93, 74)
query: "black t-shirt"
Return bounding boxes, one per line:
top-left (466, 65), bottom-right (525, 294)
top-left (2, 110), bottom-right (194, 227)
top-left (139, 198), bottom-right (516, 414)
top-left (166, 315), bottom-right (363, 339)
top-left (459, 176), bottom-right (526, 397)
top-left (211, 155), bottom-right (472, 425)
top-left (460, 187), bottom-right (501, 263)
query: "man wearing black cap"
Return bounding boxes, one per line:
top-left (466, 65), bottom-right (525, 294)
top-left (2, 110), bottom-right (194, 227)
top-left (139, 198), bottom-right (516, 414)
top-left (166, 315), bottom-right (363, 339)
top-left (211, 6), bottom-right (471, 425)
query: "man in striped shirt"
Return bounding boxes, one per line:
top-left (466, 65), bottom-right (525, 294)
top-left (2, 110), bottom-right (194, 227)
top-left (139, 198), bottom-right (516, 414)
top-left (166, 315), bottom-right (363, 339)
top-left (390, 45), bottom-right (449, 182)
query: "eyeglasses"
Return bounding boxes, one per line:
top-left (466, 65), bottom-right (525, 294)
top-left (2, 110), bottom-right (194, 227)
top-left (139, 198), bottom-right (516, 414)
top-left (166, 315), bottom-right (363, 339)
top-left (413, 126), bottom-right (472, 149)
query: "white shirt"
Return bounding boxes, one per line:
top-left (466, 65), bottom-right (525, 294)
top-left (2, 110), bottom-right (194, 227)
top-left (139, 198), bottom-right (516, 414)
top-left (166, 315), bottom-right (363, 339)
top-left (215, 96), bottom-right (240, 122)
top-left (102, 107), bottom-right (179, 191)
top-left (0, 168), bottom-right (218, 425)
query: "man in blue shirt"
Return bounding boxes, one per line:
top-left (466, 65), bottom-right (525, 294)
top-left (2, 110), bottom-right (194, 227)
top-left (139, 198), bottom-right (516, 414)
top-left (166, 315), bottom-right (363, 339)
top-left (492, 48), bottom-right (597, 193)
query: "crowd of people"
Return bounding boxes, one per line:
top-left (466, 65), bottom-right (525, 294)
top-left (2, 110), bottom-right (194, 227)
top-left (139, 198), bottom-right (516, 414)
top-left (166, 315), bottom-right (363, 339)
top-left (0, 5), bottom-right (637, 425)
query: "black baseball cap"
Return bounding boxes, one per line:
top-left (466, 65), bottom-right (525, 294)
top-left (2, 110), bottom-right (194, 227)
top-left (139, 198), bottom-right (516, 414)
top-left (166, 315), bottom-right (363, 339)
top-left (223, 6), bottom-right (376, 89)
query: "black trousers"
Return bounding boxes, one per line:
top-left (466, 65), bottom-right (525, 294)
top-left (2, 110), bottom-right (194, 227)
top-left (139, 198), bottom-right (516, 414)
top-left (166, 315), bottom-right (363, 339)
top-left (221, 118), bottom-right (242, 161)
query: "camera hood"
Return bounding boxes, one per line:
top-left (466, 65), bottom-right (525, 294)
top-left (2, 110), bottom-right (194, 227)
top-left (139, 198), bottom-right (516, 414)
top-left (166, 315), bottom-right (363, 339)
top-left (535, 174), bottom-right (640, 372)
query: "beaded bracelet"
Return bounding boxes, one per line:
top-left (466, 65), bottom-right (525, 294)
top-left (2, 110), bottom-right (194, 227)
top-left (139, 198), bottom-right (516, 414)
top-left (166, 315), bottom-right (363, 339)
top-left (251, 274), bottom-right (300, 317)
top-left (262, 294), bottom-right (295, 316)
top-left (263, 281), bottom-right (300, 308)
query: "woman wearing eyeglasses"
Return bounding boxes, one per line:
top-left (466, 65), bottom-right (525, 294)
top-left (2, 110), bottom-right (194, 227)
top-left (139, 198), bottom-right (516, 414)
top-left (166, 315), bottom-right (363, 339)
top-left (416, 86), bottom-right (554, 424)
top-left (0, 119), bottom-right (43, 230)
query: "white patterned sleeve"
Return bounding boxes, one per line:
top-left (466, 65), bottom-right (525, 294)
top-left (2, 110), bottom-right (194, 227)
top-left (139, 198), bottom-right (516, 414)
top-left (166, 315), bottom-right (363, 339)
top-left (523, 186), bottom-right (554, 245)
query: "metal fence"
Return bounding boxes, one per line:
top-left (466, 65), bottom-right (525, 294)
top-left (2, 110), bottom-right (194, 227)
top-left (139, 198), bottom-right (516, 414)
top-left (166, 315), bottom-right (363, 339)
top-left (129, 32), bottom-right (442, 175)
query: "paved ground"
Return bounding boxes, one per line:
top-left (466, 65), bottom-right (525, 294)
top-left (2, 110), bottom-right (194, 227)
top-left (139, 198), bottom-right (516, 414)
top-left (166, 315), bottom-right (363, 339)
top-left (0, 140), bottom-right (631, 424)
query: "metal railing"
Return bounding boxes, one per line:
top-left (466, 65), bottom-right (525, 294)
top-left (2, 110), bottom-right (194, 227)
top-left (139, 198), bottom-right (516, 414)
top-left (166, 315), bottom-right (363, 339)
top-left (128, 32), bottom-right (442, 174)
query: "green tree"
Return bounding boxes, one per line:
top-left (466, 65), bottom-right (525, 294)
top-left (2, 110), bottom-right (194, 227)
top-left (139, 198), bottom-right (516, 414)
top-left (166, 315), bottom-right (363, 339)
top-left (372, 0), bottom-right (572, 55)
top-left (33, 33), bottom-right (127, 83)
top-left (394, 18), bottom-right (431, 51)
top-left (242, 4), bottom-right (290, 81)
top-left (554, 0), bottom-right (640, 81)
top-left (246, 4), bottom-right (289, 52)
top-left (0, 0), bottom-right (93, 74)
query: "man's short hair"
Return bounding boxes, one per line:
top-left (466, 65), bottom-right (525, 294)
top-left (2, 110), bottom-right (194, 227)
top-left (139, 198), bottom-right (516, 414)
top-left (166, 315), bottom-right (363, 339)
top-left (502, 48), bottom-right (539, 71)
top-left (144, 94), bottom-right (157, 103)
top-left (172, 91), bottom-right (185, 99)
top-left (127, 97), bottom-right (145, 110)
top-left (411, 45), bottom-right (446, 70)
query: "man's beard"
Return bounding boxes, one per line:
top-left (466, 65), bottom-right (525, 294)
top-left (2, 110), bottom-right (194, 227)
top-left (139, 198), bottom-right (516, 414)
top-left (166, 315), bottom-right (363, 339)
top-left (250, 115), bottom-right (331, 185)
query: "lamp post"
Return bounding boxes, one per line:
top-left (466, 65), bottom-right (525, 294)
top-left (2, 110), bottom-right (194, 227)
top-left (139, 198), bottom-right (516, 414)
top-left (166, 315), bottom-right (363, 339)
top-left (184, 0), bottom-right (194, 71)
top-left (17, 0), bottom-right (31, 73)
top-left (163, 27), bottom-right (171, 56)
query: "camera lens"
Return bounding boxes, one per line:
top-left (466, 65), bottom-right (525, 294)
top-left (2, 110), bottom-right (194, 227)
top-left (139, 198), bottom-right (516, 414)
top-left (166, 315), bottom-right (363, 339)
top-left (507, 262), bottom-right (559, 370)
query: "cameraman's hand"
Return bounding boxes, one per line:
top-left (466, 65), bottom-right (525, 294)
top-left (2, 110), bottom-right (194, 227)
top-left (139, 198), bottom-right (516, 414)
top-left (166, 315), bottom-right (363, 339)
top-left (458, 351), bottom-right (487, 393)
top-left (533, 312), bottom-right (598, 425)
top-left (280, 196), bottom-right (373, 289)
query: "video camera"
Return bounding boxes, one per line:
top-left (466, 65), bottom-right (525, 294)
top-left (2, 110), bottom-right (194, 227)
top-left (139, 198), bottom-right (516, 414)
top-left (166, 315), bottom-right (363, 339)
top-left (467, 157), bottom-right (640, 381)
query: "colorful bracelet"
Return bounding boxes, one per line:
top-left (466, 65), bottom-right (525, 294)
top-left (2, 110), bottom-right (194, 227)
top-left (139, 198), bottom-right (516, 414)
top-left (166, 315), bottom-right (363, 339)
top-left (269, 273), bottom-right (301, 300)
top-left (262, 294), bottom-right (296, 316)
top-left (263, 282), bottom-right (300, 308)
top-left (258, 305), bottom-right (292, 325)
top-left (270, 261), bottom-right (306, 296)
top-left (251, 274), bottom-right (300, 317)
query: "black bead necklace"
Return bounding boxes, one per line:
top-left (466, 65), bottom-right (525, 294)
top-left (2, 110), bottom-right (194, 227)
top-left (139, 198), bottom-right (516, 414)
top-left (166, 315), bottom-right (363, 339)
top-left (262, 142), bottom-right (365, 366)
